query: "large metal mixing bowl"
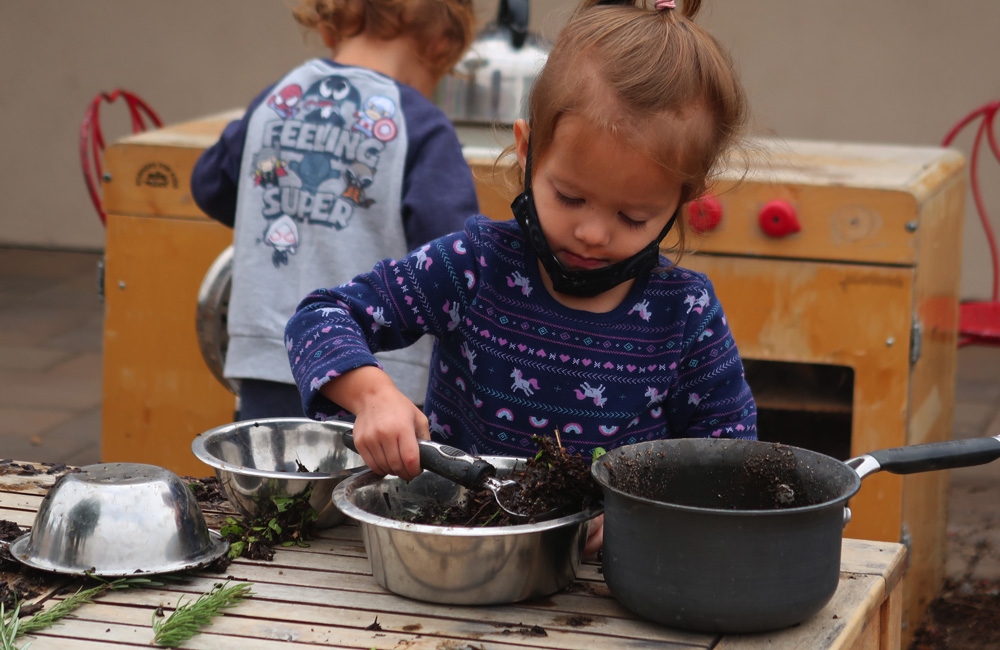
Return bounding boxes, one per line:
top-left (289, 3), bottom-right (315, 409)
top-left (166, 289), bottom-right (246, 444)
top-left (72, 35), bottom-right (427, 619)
top-left (192, 418), bottom-right (364, 528)
top-left (8, 463), bottom-right (228, 577)
top-left (333, 457), bottom-right (602, 604)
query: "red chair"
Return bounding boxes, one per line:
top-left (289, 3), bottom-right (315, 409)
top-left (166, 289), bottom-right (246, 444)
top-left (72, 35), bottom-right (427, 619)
top-left (942, 101), bottom-right (1000, 347)
top-left (80, 90), bottom-right (162, 226)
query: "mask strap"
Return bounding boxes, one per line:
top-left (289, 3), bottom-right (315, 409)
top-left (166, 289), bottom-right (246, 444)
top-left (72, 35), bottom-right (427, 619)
top-left (523, 133), bottom-right (535, 192)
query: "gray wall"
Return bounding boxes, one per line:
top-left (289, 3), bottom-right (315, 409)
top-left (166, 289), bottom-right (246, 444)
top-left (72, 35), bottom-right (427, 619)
top-left (2, 0), bottom-right (997, 299)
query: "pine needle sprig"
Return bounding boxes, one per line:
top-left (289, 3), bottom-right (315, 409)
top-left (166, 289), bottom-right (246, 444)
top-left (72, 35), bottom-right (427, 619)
top-left (16, 576), bottom-right (155, 637)
top-left (151, 581), bottom-right (253, 647)
top-left (0, 575), bottom-right (158, 647)
top-left (0, 601), bottom-right (29, 650)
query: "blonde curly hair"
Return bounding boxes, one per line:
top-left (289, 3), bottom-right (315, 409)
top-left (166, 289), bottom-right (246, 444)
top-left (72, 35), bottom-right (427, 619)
top-left (293, 0), bottom-right (475, 79)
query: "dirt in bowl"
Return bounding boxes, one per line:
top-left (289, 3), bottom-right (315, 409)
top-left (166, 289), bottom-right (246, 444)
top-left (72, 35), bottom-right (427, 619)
top-left (404, 436), bottom-right (603, 527)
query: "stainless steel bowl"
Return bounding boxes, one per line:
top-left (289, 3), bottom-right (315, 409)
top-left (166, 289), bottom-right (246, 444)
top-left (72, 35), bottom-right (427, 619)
top-left (333, 457), bottom-right (602, 604)
top-left (192, 418), bottom-right (364, 528)
top-left (8, 463), bottom-right (228, 577)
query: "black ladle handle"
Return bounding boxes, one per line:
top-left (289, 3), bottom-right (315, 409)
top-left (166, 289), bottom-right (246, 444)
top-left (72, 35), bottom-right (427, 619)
top-left (342, 431), bottom-right (496, 487)
top-left (850, 435), bottom-right (1000, 478)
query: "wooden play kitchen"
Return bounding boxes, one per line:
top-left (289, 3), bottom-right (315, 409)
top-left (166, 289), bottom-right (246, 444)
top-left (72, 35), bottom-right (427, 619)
top-left (1, 459), bottom-right (905, 649)
top-left (99, 113), bottom-right (964, 642)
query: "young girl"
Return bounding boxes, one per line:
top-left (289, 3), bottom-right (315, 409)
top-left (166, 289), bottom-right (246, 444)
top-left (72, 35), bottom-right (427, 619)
top-left (286, 0), bottom-right (757, 505)
top-left (191, 0), bottom-right (479, 419)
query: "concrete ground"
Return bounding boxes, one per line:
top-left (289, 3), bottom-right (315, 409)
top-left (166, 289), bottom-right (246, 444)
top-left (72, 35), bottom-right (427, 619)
top-left (3, 246), bottom-right (1000, 583)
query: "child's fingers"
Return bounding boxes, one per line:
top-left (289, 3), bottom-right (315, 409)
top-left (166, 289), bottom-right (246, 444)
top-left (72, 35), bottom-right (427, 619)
top-left (366, 441), bottom-right (393, 478)
top-left (584, 514), bottom-right (605, 560)
top-left (412, 405), bottom-right (431, 441)
top-left (396, 433), bottom-right (423, 481)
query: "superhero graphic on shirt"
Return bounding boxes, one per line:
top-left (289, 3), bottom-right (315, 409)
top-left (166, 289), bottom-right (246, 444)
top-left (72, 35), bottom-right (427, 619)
top-left (251, 148), bottom-right (288, 187)
top-left (251, 75), bottom-right (401, 268)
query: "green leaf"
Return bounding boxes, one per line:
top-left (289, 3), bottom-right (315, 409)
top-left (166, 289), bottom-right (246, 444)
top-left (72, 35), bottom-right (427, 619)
top-left (592, 447), bottom-right (607, 461)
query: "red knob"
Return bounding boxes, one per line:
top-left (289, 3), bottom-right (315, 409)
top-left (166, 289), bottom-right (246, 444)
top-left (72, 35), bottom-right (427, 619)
top-left (758, 200), bottom-right (800, 238)
top-left (687, 196), bottom-right (723, 233)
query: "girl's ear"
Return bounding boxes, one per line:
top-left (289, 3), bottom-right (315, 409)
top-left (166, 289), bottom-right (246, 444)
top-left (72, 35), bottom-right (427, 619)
top-left (513, 119), bottom-right (530, 173)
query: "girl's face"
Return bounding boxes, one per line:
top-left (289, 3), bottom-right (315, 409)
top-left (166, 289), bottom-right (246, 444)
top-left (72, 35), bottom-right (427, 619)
top-left (515, 115), bottom-right (685, 285)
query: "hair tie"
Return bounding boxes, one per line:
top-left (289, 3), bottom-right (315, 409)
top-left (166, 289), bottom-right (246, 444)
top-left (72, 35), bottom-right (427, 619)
top-left (655, 0), bottom-right (676, 9)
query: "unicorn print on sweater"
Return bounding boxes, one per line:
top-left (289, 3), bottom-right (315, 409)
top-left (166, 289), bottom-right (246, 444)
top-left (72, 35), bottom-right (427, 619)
top-left (684, 289), bottom-right (710, 314)
top-left (628, 299), bottom-right (652, 321)
top-left (414, 244), bottom-right (433, 271)
top-left (365, 305), bottom-right (391, 331)
top-left (510, 368), bottom-right (539, 396)
top-left (506, 271), bottom-right (533, 296)
top-left (575, 382), bottom-right (607, 407)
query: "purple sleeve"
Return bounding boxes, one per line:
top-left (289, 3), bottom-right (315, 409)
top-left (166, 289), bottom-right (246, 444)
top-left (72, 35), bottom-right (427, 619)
top-left (285, 217), bottom-right (482, 417)
top-left (667, 279), bottom-right (758, 440)
top-left (189, 86), bottom-right (273, 227)
top-left (399, 86), bottom-right (480, 250)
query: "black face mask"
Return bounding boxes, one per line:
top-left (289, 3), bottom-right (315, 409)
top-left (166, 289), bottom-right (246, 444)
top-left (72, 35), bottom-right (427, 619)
top-left (510, 138), bottom-right (680, 298)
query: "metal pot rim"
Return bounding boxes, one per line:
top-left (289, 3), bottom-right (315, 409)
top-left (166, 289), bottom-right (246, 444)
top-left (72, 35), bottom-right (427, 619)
top-left (191, 417), bottom-right (362, 481)
top-left (7, 530), bottom-right (229, 577)
top-left (592, 439), bottom-right (862, 517)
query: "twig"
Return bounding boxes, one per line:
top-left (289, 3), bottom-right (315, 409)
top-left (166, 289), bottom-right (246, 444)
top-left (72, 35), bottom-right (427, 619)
top-left (151, 581), bottom-right (254, 647)
top-left (553, 427), bottom-right (563, 451)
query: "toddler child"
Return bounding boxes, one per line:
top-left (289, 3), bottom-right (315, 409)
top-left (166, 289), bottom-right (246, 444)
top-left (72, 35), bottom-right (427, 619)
top-left (191, 0), bottom-right (480, 418)
top-left (286, 0), bottom-right (758, 553)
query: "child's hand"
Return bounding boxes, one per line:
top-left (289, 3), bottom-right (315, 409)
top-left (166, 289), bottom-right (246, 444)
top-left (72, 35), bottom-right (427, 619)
top-left (352, 390), bottom-right (429, 481)
top-left (320, 366), bottom-right (429, 480)
top-left (584, 514), bottom-right (604, 560)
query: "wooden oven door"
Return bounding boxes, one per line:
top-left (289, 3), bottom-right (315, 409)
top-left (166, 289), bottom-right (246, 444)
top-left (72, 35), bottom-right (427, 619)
top-left (685, 254), bottom-right (914, 543)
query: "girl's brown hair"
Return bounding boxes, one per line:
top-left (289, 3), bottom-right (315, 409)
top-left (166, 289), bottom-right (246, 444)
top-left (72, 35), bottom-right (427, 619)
top-left (523, 0), bottom-right (749, 257)
top-left (293, 0), bottom-right (475, 79)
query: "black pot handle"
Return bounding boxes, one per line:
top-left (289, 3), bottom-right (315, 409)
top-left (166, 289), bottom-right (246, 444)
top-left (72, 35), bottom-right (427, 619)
top-left (497, 0), bottom-right (529, 49)
top-left (342, 431), bottom-right (495, 487)
top-left (847, 435), bottom-right (1000, 479)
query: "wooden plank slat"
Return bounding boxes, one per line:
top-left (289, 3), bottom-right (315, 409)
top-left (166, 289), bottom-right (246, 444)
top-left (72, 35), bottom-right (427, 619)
top-left (713, 573), bottom-right (886, 650)
top-left (39, 598), bottom-right (706, 650)
top-left (88, 579), bottom-right (712, 648)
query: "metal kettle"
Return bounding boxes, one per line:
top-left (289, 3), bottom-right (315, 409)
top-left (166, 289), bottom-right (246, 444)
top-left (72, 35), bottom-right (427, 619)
top-left (434, 0), bottom-right (550, 125)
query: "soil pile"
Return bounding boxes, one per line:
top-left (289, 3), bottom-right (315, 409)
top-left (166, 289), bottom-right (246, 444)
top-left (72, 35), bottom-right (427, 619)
top-left (407, 436), bottom-right (603, 527)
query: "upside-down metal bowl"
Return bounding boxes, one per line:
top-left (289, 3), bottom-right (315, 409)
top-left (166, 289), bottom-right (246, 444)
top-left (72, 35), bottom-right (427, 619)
top-left (8, 463), bottom-right (228, 577)
top-left (333, 457), bottom-right (602, 604)
top-left (192, 418), bottom-right (364, 528)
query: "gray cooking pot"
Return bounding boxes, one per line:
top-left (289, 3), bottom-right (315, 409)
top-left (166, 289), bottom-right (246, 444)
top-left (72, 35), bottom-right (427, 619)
top-left (592, 435), bottom-right (1000, 634)
top-left (433, 0), bottom-right (550, 125)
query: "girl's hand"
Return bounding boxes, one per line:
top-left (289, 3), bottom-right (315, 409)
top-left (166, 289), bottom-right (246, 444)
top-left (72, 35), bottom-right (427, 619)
top-left (584, 514), bottom-right (604, 560)
top-left (320, 366), bottom-right (430, 480)
top-left (352, 389), bottom-right (429, 480)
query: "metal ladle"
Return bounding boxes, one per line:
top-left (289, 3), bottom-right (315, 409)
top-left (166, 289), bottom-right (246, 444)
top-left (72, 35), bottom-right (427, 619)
top-left (342, 432), bottom-right (551, 522)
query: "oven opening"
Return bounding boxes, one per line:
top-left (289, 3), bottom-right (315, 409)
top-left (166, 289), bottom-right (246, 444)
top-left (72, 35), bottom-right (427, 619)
top-left (743, 359), bottom-right (854, 461)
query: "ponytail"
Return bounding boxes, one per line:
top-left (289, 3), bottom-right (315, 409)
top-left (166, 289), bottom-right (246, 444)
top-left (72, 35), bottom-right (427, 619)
top-left (578, 0), bottom-right (702, 20)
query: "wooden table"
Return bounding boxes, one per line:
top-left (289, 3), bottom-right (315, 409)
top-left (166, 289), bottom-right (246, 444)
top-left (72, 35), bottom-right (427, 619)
top-left (0, 462), bottom-right (906, 650)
